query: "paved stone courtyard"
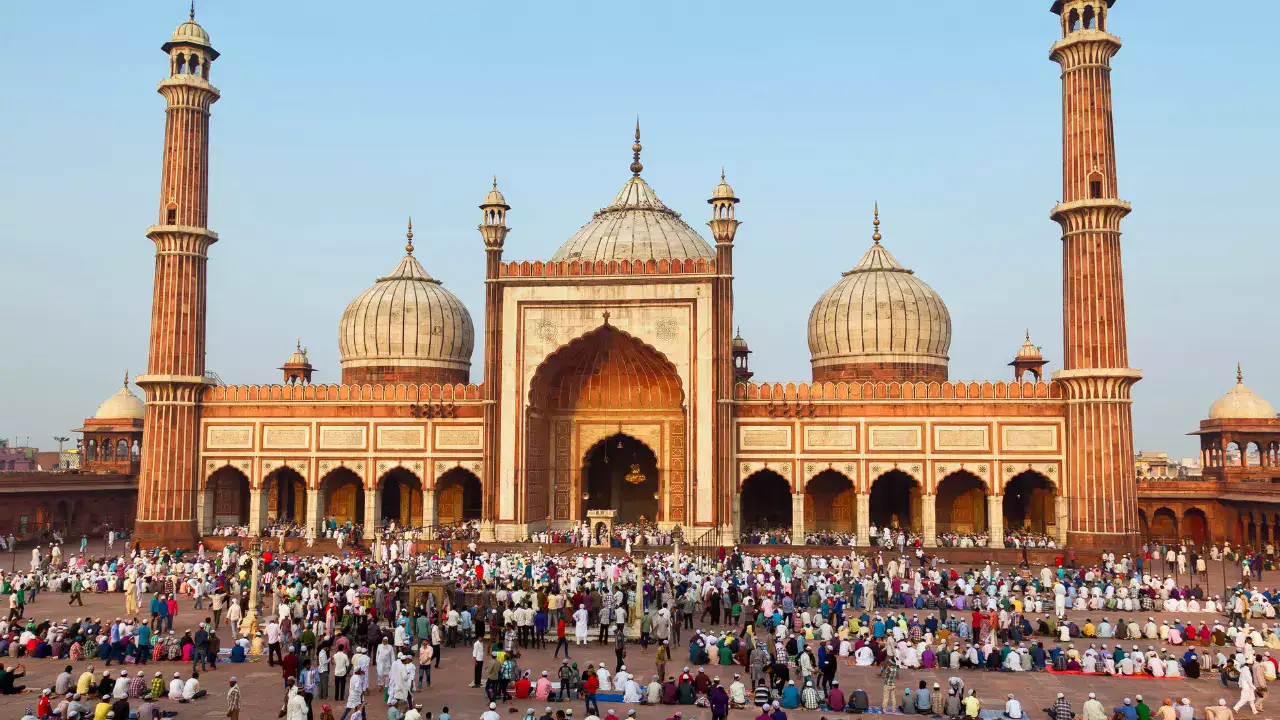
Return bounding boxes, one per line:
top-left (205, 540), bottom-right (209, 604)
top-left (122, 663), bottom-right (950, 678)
top-left (0, 550), bottom-right (1269, 719)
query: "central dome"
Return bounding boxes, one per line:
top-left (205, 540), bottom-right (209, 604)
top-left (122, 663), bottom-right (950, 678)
top-left (551, 125), bottom-right (714, 263)
top-left (1208, 366), bottom-right (1275, 420)
top-left (807, 209), bottom-right (951, 383)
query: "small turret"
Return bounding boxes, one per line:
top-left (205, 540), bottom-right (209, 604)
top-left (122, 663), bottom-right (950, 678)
top-left (280, 339), bottom-right (315, 384)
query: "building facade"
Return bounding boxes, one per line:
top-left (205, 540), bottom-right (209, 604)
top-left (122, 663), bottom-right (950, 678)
top-left (124, 3), bottom-right (1145, 548)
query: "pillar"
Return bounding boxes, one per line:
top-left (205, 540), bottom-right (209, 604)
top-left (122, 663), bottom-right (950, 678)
top-left (364, 489), bottom-right (379, 538)
top-left (248, 486), bottom-right (267, 535)
top-left (856, 494), bottom-right (870, 546)
top-left (921, 494), bottom-right (937, 547)
top-left (422, 487), bottom-right (436, 528)
top-left (791, 493), bottom-right (806, 545)
top-left (732, 492), bottom-right (742, 542)
top-left (1055, 495), bottom-right (1069, 546)
top-left (306, 487), bottom-right (322, 538)
top-left (987, 495), bottom-right (1003, 548)
top-left (197, 484), bottom-right (214, 536)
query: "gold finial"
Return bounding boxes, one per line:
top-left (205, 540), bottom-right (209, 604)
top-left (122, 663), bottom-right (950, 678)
top-left (1026, 329), bottom-right (1031, 342)
top-left (296, 337), bottom-right (302, 352)
top-left (405, 217), bottom-right (414, 255)
top-left (492, 175), bottom-right (498, 189)
top-left (630, 117), bottom-right (643, 176)
top-left (872, 202), bottom-right (882, 244)
top-left (123, 370), bottom-right (130, 388)
top-left (189, 0), bottom-right (195, 21)
top-left (1238, 363), bottom-right (1243, 383)
top-left (721, 167), bottom-right (726, 182)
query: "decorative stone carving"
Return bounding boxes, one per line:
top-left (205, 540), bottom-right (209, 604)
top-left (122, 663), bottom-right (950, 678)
top-left (206, 426), bottom-right (252, 450)
top-left (804, 426), bottom-right (856, 450)
top-left (739, 426), bottom-right (791, 451)
top-left (435, 426), bottom-right (482, 450)
top-left (654, 317), bottom-right (679, 342)
top-left (204, 457), bottom-right (252, 483)
top-left (319, 426), bottom-right (366, 450)
top-left (263, 426), bottom-right (309, 450)
top-left (868, 426), bottom-right (922, 451)
top-left (1002, 425), bottom-right (1057, 451)
top-left (318, 460), bottom-right (366, 485)
top-left (377, 426), bottom-right (425, 450)
top-left (934, 426), bottom-right (988, 451)
top-left (579, 423), bottom-right (661, 455)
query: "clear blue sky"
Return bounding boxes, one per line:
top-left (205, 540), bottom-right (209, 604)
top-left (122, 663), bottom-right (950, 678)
top-left (2, 1), bottom-right (1276, 459)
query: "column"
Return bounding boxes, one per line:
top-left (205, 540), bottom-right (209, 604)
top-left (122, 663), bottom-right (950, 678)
top-left (987, 495), bottom-right (1003, 548)
top-left (921, 494), bottom-right (937, 548)
top-left (422, 488), bottom-right (436, 529)
top-left (791, 493), bottom-right (806, 545)
top-left (1055, 496), bottom-right (1069, 546)
top-left (305, 487), bottom-right (322, 538)
top-left (248, 487), bottom-right (267, 535)
top-left (364, 490), bottom-right (379, 538)
top-left (856, 494), bottom-right (870, 546)
top-left (731, 492), bottom-right (742, 542)
top-left (197, 484), bottom-right (213, 536)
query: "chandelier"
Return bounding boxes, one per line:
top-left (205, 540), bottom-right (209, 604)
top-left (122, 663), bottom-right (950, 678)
top-left (625, 462), bottom-right (645, 485)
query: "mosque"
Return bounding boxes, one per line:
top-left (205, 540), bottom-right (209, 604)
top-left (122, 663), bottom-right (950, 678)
top-left (53, 1), bottom-right (1263, 550)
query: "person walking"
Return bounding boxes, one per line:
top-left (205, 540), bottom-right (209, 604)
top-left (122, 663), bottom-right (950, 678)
top-left (226, 678), bottom-right (242, 720)
top-left (1235, 663), bottom-right (1260, 714)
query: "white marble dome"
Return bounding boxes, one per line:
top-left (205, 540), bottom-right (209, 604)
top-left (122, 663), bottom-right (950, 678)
top-left (551, 175), bottom-right (715, 263)
top-left (338, 233), bottom-right (474, 382)
top-left (807, 222), bottom-right (951, 381)
top-left (1209, 367), bottom-right (1275, 420)
top-left (95, 376), bottom-right (145, 420)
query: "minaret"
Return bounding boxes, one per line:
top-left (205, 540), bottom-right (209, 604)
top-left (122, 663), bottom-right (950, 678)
top-left (134, 7), bottom-right (220, 547)
top-left (478, 178), bottom-right (510, 541)
top-left (1049, 0), bottom-right (1142, 548)
top-left (708, 168), bottom-right (740, 538)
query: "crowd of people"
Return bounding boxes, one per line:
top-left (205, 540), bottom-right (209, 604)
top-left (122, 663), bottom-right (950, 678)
top-left (1, 532), bottom-right (1279, 720)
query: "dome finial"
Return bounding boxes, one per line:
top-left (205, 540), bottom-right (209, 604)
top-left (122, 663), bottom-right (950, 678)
top-left (1026, 328), bottom-right (1031, 342)
top-left (872, 202), bottom-right (882, 244)
top-left (405, 216), bottom-right (414, 255)
top-left (123, 369), bottom-right (130, 388)
top-left (1238, 362), bottom-right (1244, 384)
top-left (189, 0), bottom-right (195, 21)
top-left (492, 175), bottom-right (498, 189)
top-left (630, 117), bottom-right (643, 176)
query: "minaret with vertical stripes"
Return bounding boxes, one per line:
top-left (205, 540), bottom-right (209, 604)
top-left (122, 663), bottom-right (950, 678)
top-left (708, 169), bottom-right (740, 539)
top-left (1048, 0), bottom-right (1142, 548)
top-left (134, 7), bottom-right (220, 547)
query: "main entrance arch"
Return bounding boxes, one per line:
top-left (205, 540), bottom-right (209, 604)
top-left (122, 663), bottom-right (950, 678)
top-left (804, 470), bottom-right (855, 533)
top-left (1003, 471), bottom-right (1055, 534)
top-left (526, 324), bottom-right (686, 527)
top-left (582, 433), bottom-right (660, 523)
top-left (869, 470), bottom-right (922, 531)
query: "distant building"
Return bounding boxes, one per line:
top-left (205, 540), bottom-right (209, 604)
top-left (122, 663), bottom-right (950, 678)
top-left (1135, 451), bottom-right (1177, 479)
top-left (0, 441), bottom-right (39, 472)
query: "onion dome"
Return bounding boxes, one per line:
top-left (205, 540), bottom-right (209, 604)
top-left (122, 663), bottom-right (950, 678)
top-left (711, 169), bottom-right (737, 202)
top-left (95, 372), bottom-right (146, 420)
top-left (1208, 364), bottom-right (1275, 420)
top-left (163, 4), bottom-right (218, 57)
top-left (732, 328), bottom-right (750, 353)
top-left (551, 122), bottom-right (714, 263)
top-left (807, 205), bottom-right (951, 383)
top-left (285, 343), bottom-right (308, 366)
top-left (483, 176), bottom-right (508, 208)
top-left (1016, 330), bottom-right (1043, 360)
top-left (338, 219), bottom-right (474, 385)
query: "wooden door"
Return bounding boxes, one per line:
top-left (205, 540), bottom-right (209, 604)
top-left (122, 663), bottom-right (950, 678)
top-left (438, 485), bottom-right (462, 525)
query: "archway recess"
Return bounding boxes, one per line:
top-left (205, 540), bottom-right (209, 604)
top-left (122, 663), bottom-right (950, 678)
top-left (321, 467), bottom-right (364, 527)
top-left (208, 466), bottom-right (250, 528)
top-left (936, 471), bottom-right (987, 534)
top-left (436, 467), bottom-right (481, 525)
top-left (380, 467), bottom-right (423, 527)
top-left (1148, 507), bottom-right (1178, 539)
top-left (804, 470), bottom-right (855, 533)
top-left (1003, 471), bottom-right (1055, 534)
top-left (525, 323), bottom-right (686, 527)
top-left (740, 470), bottom-right (792, 532)
top-left (582, 433), bottom-right (660, 523)
top-left (264, 467), bottom-right (306, 524)
top-left (869, 470), bottom-right (922, 531)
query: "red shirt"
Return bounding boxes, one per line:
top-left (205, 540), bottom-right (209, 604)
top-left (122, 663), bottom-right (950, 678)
top-left (583, 676), bottom-right (599, 695)
top-left (557, 620), bottom-right (566, 639)
top-left (515, 678), bottom-right (531, 698)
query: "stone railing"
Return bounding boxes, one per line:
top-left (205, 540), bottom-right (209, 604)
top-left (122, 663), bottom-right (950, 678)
top-left (499, 257), bottom-right (715, 278)
top-left (203, 382), bottom-right (483, 403)
top-left (734, 379), bottom-right (1062, 401)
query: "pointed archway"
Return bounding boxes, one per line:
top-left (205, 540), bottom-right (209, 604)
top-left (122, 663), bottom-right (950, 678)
top-left (526, 323), bottom-right (686, 527)
top-left (582, 433), bottom-right (660, 523)
top-left (379, 467), bottom-right (423, 528)
top-left (740, 470), bottom-right (792, 532)
top-left (869, 470), bottom-right (922, 532)
top-left (264, 467), bottom-right (307, 525)
top-left (936, 471), bottom-right (987, 534)
top-left (436, 467), bottom-right (482, 526)
top-left (1003, 471), bottom-right (1055, 534)
top-left (206, 465), bottom-right (251, 530)
top-left (321, 467), bottom-right (365, 527)
top-left (804, 470), bottom-right (855, 533)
